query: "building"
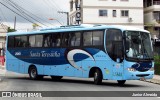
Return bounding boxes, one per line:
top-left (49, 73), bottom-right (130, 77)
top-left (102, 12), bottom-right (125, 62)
top-left (144, 0), bottom-right (160, 39)
top-left (0, 24), bottom-right (8, 56)
top-left (69, 0), bottom-right (144, 29)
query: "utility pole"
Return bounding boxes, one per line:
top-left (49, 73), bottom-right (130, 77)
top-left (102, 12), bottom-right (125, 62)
top-left (14, 16), bottom-right (16, 30)
top-left (58, 11), bottom-right (69, 25)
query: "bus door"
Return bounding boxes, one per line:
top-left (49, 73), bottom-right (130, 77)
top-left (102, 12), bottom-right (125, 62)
top-left (111, 41), bottom-right (124, 80)
top-left (105, 29), bottom-right (124, 80)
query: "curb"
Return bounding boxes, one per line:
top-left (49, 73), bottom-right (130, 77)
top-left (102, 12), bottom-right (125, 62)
top-left (0, 66), bottom-right (6, 82)
top-left (144, 79), bottom-right (160, 85)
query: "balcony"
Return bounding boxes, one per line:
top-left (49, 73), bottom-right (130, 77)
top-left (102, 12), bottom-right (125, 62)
top-left (144, 0), bottom-right (160, 12)
top-left (153, 1), bottom-right (160, 5)
top-left (144, 5), bottom-right (160, 13)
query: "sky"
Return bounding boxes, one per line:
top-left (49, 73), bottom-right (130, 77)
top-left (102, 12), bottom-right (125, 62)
top-left (0, 0), bottom-right (70, 30)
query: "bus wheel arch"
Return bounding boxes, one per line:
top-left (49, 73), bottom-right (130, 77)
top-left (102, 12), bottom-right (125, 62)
top-left (117, 80), bottom-right (126, 86)
top-left (28, 65), bottom-right (43, 80)
top-left (89, 67), bottom-right (103, 85)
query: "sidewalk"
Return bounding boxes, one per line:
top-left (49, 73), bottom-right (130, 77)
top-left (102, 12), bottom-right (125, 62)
top-left (0, 65), bottom-right (6, 82)
top-left (145, 75), bottom-right (160, 85)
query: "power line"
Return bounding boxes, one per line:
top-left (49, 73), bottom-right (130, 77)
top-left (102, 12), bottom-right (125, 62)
top-left (6, 0), bottom-right (54, 26)
top-left (0, 1), bottom-right (36, 25)
top-left (14, 0), bottom-right (56, 26)
top-left (3, 0), bottom-right (49, 27)
top-left (42, 0), bottom-right (65, 25)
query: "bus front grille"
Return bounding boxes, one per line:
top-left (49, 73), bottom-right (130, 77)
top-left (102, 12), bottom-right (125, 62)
top-left (136, 74), bottom-right (150, 77)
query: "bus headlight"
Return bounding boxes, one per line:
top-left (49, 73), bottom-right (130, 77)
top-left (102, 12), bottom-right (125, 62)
top-left (149, 67), bottom-right (154, 71)
top-left (127, 68), bottom-right (136, 72)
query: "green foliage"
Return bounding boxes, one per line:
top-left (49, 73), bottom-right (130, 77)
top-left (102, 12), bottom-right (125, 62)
top-left (32, 23), bottom-right (39, 29)
top-left (7, 27), bottom-right (16, 32)
top-left (154, 56), bottom-right (160, 75)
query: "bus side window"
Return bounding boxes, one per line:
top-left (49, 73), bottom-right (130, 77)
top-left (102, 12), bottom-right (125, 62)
top-left (29, 35), bottom-right (36, 47)
top-left (8, 36), bottom-right (14, 48)
top-left (15, 36), bottom-right (21, 47)
top-left (35, 35), bottom-right (43, 47)
top-left (83, 31), bottom-right (92, 46)
top-left (62, 33), bottom-right (70, 47)
top-left (70, 32), bottom-right (81, 46)
top-left (93, 31), bottom-right (103, 46)
top-left (21, 36), bottom-right (28, 47)
top-left (51, 33), bottom-right (61, 47)
top-left (44, 34), bottom-right (51, 47)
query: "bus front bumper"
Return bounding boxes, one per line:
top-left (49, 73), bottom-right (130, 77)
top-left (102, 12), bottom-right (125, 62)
top-left (123, 70), bottom-right (154, 80)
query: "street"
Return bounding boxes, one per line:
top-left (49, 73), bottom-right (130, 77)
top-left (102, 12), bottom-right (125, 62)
top-left (0, 71), bottom-right (160, 100)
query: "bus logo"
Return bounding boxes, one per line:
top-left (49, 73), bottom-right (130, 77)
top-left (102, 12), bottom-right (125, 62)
top-left (15, 52), bottom-right (21, 56)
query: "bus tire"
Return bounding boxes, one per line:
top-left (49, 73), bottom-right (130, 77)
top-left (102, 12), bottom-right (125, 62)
top-left (51, 76), bottom-right (63, 81)
top-left (117, 80), bottom-right (126, 86)
top-left (29, 66), bottom-right (39, 80)
top-left (94, 69), bottom-right (102, 85)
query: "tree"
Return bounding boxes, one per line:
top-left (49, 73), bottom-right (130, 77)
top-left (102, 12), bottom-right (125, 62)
top-left (7, 27), bottom-right (16, 32)
top-left (32, 23), bottom-right (40, 29)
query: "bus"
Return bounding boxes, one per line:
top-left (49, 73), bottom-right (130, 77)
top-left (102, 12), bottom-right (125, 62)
top-left (6, 24), bottom-right (154, 85)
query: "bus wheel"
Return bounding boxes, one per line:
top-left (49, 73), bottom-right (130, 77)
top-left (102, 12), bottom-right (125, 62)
top-left (51, 76), bottom-right (63, 81)
top-left (94, 69), bottom-right (102, 85)
top-left (29, 66), bottom-right (38, 80)
top-left (117, 80), bottom-right (126, 86)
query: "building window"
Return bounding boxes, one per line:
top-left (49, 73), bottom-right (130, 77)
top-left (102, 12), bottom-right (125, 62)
top-left (121, 10), bottom-right (129, 17)
top-left (99, 10), bottom-right (108, 17)
top-left (113, 10), bottom-right (117, 17)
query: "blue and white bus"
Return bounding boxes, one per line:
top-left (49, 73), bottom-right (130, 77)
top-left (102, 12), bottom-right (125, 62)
top-left (6, 24), bottom-right (154, 85)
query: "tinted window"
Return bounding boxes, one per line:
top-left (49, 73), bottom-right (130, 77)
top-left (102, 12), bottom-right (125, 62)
top-left (93, 31), bottom-right (103, 46)
top-left (15, 36), bottom-right (21, 47)
top-left (21, 36), bottom-right (28, 47)
top-left (62, 33), bottom-right (70, 47)
top-left (70, 32), bottom-right (81, 46)
top-left (83, 31), bottom-right (92, 46)
top-left (51, 33), bottom-right (61, 47)
top-left (83, 30), bottom-right (103, 46)
top-left (35, 35), bottom-right (43, 47)
top-left (106, 29), bottom-right (123, 62)
top-left (29, 35), bottom-right (35, 47)
top-left (44, 34), bottom-right (51, 47)
top-left (8, 36), bottom-right (14, 48)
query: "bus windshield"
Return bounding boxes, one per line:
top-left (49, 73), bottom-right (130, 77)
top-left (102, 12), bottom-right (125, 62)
top-left (125, 31), bottom-right (153, 60)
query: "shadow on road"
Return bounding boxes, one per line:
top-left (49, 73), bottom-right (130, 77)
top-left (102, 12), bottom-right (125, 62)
top-left (4, 76), bottom-right (146, 88)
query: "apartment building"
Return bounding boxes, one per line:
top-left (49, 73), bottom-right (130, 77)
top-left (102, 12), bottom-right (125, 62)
top-left (0, 24), bottom-right (8, 56)
top-left (69, 0), bottom-right (144, 29)
top-left (144, 0), bottom-right (160, 39)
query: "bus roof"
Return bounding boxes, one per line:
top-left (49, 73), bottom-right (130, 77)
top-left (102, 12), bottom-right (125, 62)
top-left (7, 24), bottom-right (149, 36)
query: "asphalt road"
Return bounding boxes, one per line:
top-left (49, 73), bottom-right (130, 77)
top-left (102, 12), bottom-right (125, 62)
top-left (0, 71), bottom-right (160, 100)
